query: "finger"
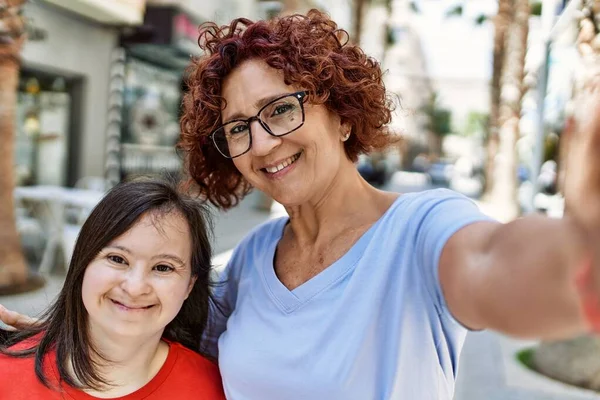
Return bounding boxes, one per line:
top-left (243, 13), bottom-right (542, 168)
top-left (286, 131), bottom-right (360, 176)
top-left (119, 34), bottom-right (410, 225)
top-left (0, 304), bottom-right (35, 330)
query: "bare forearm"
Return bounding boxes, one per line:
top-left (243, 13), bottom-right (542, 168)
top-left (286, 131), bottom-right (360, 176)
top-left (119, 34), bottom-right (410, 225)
top-left (473, 215), bottom-right (590, 339)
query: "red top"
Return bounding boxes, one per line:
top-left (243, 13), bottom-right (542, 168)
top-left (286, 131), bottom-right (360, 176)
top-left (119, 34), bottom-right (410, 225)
top-left (0, 340), bottom-right (225, 400)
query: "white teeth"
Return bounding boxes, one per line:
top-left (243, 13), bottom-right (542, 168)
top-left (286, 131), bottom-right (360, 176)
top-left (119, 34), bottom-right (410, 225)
top-left (265, 153), bottom-right (300, 174)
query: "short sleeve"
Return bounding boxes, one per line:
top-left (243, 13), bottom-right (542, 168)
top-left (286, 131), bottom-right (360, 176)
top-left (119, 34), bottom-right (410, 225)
top-left (414, 189), bottom-right (497, 326)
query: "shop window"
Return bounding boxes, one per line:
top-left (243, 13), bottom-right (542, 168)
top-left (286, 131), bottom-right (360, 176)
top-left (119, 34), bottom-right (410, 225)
top-left (15, 71), bottom-right (73, 187)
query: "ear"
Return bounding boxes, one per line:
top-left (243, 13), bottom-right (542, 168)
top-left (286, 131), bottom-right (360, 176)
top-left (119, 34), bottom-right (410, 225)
top-left (340, 120), bottom-right (352, 142)
top-left (185, 276), bottom-right (197, 300)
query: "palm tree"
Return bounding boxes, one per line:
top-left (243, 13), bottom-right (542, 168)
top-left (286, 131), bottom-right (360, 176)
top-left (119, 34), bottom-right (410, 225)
top-left (483, 0), bottom-right (513, 198)
top-left (531, 0), bottom-right (600, 390)
top-left (489, 0), bottom-right (530, 219)
top-left (0, 0), bottom-right (44, 295)
top-left (353, 0), bottom-right (367, 43)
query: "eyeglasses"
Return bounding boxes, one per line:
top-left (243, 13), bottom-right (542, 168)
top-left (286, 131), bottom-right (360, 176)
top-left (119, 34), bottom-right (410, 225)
top-left (210, 91), bottom-right (307, 159)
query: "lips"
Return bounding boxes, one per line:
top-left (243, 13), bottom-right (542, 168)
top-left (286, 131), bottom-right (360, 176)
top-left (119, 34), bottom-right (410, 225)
top-left (110, 299), bottom-right (155, 311)
top-left (261, 151), bottom-right (302, 174)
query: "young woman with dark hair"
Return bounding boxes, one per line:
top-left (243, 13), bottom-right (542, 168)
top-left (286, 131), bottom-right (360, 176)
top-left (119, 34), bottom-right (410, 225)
top-left (0, 179), bottom-right (225, 399)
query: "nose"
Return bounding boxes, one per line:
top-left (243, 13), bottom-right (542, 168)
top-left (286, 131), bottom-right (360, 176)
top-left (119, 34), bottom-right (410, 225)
top-left (250, 120), bottom-right (281, 157)
top-left (120, 265), bottom-right (152, 298)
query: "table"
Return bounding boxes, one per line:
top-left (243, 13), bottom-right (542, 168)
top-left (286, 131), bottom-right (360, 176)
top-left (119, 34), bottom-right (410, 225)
top-left (14, 186), bottom-right (105, 274)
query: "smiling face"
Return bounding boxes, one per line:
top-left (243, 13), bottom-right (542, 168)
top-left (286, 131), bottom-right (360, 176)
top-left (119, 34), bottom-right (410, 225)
top-left (81, 211), bottom-right (195, 341)
top-left (221, 59), bottom-right (353, 206)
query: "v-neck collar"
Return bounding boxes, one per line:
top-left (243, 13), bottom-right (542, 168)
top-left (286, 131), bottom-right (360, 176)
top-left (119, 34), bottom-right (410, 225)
top-left (261, 195), bottom-right (405, 314)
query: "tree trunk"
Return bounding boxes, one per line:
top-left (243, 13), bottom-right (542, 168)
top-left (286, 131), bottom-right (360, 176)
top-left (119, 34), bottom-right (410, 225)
top-left (352, 0), bottom-right (367, 44)
top-left (490, 0), bottom-right (529, 219)
top-left (483, 0), bottom-right (513, 198)
top-left (0, 0), bottom-right (44, 294)
top-left (532, 0), bottom-right (600, 391)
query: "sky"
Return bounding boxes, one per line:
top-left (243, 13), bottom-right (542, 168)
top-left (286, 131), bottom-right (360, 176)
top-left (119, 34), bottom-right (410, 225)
top-left (411, 0), bottom-right (498, 80)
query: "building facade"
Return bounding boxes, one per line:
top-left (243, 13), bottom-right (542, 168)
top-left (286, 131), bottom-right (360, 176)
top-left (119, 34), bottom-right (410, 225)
top-left (15, 0), bottom-right (259, 188)
top-left (16, 1), bottom-right (136, 187)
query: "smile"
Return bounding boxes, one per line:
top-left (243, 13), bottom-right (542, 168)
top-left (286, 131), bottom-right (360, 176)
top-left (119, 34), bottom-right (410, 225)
top-left (110, 299), bottom-right (155, 311)
top-left (262, 151), bottom-right (302, 174)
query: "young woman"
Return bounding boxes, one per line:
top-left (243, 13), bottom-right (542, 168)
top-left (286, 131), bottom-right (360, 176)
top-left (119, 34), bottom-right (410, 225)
top-left (0, 179), bottom-right (225, 399)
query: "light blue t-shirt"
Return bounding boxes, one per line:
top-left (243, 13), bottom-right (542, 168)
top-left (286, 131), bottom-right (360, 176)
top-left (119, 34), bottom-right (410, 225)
top-left (209, 189), bottom-right (495, 400)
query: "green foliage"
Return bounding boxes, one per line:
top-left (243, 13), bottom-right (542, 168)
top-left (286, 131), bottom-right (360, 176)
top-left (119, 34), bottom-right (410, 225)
top-left (409, 1), bottom-right (421, 13)
top-left (385, 25), bottom-right (395, 46)
top-left (464, 111), bottom-right (489, 138)
top-left (445, 5), bottom-right (463, 17)
top-left (516, 348), bottom-right (535, 370)
top-left (421, 93), bottom-right (453, 137)
top-left (531, 1), bottom-right (543, 16)
top-left (475, 14), bottom-right (488, 25)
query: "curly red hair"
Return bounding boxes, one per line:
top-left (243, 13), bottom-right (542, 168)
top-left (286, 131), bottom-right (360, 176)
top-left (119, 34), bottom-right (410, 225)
top-left (179, 9), bottom-right (397, 209)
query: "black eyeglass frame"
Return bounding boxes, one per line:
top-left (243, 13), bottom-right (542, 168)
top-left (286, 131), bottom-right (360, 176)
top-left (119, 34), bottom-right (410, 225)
top-left (209, 90), bottom-right (308, 159)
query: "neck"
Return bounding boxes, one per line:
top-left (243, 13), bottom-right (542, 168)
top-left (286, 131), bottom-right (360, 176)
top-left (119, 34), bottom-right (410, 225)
top-left (284, 159), bottom-right (393, 245)
top-left (83, 327), bottom-right (168, 395)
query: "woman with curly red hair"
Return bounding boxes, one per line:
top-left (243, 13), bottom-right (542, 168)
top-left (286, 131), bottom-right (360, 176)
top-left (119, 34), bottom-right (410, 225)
top-left (3, 9), bottom-right (600, 400)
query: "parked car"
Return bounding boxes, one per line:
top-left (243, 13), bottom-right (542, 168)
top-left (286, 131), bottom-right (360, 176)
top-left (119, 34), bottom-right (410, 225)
top-left (357, 154), bottom-right (390, 187)
top-left (427, 161), bottom-right (454, 186)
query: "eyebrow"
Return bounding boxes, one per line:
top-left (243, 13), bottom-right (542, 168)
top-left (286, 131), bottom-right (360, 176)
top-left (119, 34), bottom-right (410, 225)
top-left (105, 245), bottom-right (185, 265)
top-left (223, 92), bottom-right (294, 122)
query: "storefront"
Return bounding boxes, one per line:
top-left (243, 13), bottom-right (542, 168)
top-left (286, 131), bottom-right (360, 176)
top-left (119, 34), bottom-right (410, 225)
top-left (17, 0), bottom-right (147, 187)
top-left (116, 5), bottom-right (203, 181)
top-left (14, 70), bottom-right (78, 187)
top-left (118, 57), bottom-right (183, 180)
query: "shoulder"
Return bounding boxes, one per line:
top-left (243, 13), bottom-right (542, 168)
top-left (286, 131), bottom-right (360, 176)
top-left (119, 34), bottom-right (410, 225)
top-left (0, 334), bottom-right (40, 367)
top-left (0, 340), bottom-right (58, 397)
top-left (168, 343), bottom-right (224, 394)
top-left (217, 216), bottom-right (287, 277)
top-left (402, 188), bottom-right (480, 212)
top-left (385, 189), bottom-right (492, 226)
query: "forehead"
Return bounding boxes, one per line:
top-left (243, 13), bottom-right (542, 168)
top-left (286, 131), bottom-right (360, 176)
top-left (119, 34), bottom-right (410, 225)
top-left (113, 212), bottom-right (191, 253)
top-left (220, 59), bottom-right (295, 118)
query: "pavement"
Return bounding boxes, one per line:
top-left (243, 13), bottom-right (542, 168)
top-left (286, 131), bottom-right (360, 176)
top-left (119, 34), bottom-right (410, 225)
top-left (2, 178), bottom-right (599, 399)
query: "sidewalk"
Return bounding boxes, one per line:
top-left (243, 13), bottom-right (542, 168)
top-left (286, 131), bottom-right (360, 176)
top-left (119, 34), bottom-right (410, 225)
top-left (456, 331), bottom-right (600, 400)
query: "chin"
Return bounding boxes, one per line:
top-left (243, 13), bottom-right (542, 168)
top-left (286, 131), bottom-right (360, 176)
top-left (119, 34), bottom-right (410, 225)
top-left (270, 190), bottom-right (310, 208)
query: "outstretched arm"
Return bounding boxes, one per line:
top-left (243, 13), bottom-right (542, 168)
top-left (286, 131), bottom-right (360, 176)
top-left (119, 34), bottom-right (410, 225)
top-left (440, 88), bottom-right (600, 340)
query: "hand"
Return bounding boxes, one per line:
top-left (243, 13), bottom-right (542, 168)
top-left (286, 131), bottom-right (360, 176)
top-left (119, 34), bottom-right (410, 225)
top-left (563, 81), bottom-right (600, 229)
top-left (564, 81), bottom-right (600, 333)
top-left (0, 304), bottom-right (37, 331)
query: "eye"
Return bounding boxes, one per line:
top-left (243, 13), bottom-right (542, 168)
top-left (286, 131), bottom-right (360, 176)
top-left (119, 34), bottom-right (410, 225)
top-left (228, 123), bottom-right (249, 135)
top-left (271, 103), bottom-right (293, 116)
top-left (107, 255), bottom-right (127, 265)
top-left (154, 264), bottom-right (174, 273)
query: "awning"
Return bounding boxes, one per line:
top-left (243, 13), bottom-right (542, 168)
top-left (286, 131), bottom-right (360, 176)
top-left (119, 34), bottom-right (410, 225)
top-left (120, 5), bottom-right (204, 70)
top-left (43, 0), bottom-right (146, 26)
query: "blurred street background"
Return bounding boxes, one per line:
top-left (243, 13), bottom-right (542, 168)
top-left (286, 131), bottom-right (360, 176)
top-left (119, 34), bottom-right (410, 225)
top-left (1, 0), bottom-right (599, 398)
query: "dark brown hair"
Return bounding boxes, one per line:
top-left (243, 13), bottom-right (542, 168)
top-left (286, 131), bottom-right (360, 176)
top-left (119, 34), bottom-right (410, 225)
top-left (0, 178), bottom-right (217, 390)
top-left (179, 9), bottom-right (398, 210)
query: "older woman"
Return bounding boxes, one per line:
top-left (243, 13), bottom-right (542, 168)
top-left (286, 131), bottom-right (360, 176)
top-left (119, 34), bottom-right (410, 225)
top-left (3, 9), bottom-right (600, 400)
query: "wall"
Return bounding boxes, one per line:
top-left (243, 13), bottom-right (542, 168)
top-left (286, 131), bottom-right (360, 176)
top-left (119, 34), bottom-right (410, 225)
top-left (147, 0), bottom-right (259, 23)
top-left (21, 1), bottom-right (119, 182)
